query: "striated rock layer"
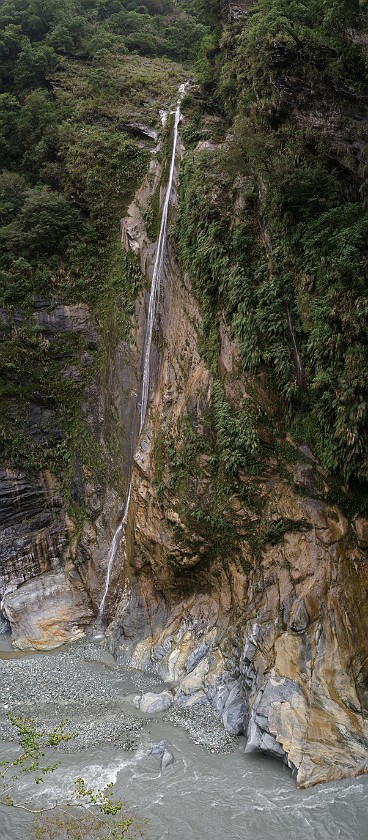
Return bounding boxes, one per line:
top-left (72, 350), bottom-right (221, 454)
top-left (0, 305), bottom-right (143, 645)
top-left (4, 570), bottom-right (93, 650)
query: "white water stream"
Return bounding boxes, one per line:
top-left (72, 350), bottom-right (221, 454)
top-left (3, 735), bottom-right (368, 840)
top-left (97, 485), bottom-right (131, 622)
top-left (139, 83), bottom-right (186, 432)
top-left (97, 85), bottom-right (186, 621)
top-left (1, 636), bottom-right (368, 840)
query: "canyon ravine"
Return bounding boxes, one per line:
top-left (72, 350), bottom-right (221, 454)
top-left (1, 96), bottom-right (368, 792)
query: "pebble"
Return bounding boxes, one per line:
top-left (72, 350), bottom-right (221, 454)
top-left (163, 705), bottom-right (236, 753)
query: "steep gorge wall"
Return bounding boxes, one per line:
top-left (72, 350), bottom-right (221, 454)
top-left (1, 2), bottom-right (368, 787)
top-left (0, 292), bottom-right (144, 646)
top-left (101, 173), bottom-right (368, 788)
top-left (1, 118), bottom-right (368, 787)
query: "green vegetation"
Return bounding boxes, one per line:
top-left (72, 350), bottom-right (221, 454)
top-left (0, 714), bottom-right (74, 802)
top-left (0, 244), bottom-right (146, 498)
top-left (152, 397), bottom-right (308, 570)
top-left (177, 0), bottom-right (368, 486)
top-left (2, 0), bottom-right (367, 543)
top-left (211, 381), bottom-right (260, 478)
top-left (0, 714), bottom-right (139, 839)
top-left (0, 0), bottom-right (217, 493)
top-left (153, 385), bottom-right (268, 567)
top-left (153, 411), bottom-right (236, 561)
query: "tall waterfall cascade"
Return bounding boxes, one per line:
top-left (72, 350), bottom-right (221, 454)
top-left (97, 485), bottom-right (131, 622)
top-left (139, 83), bottom-right (186, 432)
top-left (97, 83), bottom-right (186, 622)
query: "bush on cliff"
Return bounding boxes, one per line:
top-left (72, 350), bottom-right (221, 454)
top-left (177, 0), bottom-right (368, 484)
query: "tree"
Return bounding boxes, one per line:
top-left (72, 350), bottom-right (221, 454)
top-left (0, 714), bottom-right (142, 840)
top-left (0, 94), bottom-right (20, 164)
top-left (60, 124), bottom-right (148, 230)
top-left (0, 184), bottom-right (79, 258)
top-left (46, 24), bottom-right (75, 55)
top-left (0, 170), bottom-right (26, 223)
top-left (14, 40), bottom-right (57, 90)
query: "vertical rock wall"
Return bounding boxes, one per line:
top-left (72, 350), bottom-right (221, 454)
top-left (1, 134), bottom-right (367, 788)
top-left (104, 176), bottom-right (368, 787)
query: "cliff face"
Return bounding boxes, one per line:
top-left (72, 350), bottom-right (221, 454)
top-left (1, 1), bottom-right (368, 791)
top-left (97, 172), bottom-right (367, 788)
top-left (0, 293), bottom-right (144, 647)
top-left (2, 120), bottom-right (368, 787)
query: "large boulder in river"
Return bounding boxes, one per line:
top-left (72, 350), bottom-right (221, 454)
top-left (2, 570), bottom-right (94, 650)
top-left (133, 690), bottom-right (173, 713)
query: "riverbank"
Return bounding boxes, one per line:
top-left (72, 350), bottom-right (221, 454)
top-left (1, 633), bottom-right (368, 840)
top-left (0, 635), bottom-right (235, 754)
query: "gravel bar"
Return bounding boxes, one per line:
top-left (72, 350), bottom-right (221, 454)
top-left (0, 637), bottom-right (236, 755)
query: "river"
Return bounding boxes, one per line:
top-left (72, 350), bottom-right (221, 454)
top-left (1, 632), bottom-right (367, 840)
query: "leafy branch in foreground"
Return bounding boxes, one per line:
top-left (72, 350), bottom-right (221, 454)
top-left (1, 714), bottom-right (143, 839)
top-left (0, 714), bottom-right (75, 810)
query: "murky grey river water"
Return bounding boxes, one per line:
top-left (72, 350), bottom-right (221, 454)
top-left (1, 632), bottom-right (367, 840)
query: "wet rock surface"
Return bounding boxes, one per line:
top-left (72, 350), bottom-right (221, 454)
top-left (33, 303), bottom-right (100, 350)
top-left (2, 571), bottom-right (94, 650)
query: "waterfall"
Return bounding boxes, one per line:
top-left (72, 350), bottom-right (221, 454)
top-left (97, 84), bottom-right (185, 624)
top-left (97, 485), bottom-right (131, 623)
top-left (140, 83), bottom-right (185, 433)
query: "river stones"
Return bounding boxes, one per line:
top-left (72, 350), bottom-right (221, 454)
top-left (132, 690), bottom-right (174, 713)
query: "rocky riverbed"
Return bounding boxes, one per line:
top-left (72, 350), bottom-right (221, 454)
top-left (0, 635), bottom-right (235, 754)
top-left (1, 632), bottom-right (368, 840)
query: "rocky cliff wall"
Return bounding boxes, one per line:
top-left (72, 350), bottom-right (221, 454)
top-left (101, 164), bottom-right (368, 787)
top-left (1, 120), bottom-right (367, 788)
top-left (0, 289), bottom-right (145, 646)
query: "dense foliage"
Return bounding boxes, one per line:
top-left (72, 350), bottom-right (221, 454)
top-left (0, 0), bottom-right (213, 307)
top-left (177, 0), bottom-right (368, 485)
top-left (0, 0), bottom-right (214, 478)
top-left (2, 0), bottom-right (368, 494)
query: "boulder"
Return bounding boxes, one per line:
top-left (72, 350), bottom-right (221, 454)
top-left (133, 690), bottom-right (173, 713)
top-left (149, 741), bottom-right (175, 770)
top-left (2, 570), bottom-right (94, 650)
top-left (161, 748), bottom-right (175, 770)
